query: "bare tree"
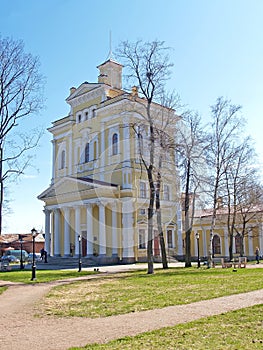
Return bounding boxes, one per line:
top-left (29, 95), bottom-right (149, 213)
top-left (222, 137), bottom-right (259, 259)
top-left (236, 182), bottom-right (263, 256)
top-left (206, 97), bottom-right (244, 267)
top-left (176, 111), bottom-right (207, 267)
top-left (117, 40), bottom-right (174, 273)
top-left (0, 36), bottom-right (45, 234)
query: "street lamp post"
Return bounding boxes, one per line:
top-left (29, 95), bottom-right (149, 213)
top-left (31, 228), bottom-right (37, 280)
top-left (195, 232), bottom-right (201, 268)
top-left (19, 235), bottom-right (24, 270)
top-left (78, 234), bottom-right (82, 272)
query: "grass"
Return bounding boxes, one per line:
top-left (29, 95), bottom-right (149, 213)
top-left (0, 286), bottom-right (7, 295)
top-left (0, 269), bottom-right (95, 283)
top-left (69, 304), bottom-right (263, 349)
top-left (37, 267), bottom-right (263, 318)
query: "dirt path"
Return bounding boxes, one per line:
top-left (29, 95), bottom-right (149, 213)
top-left (0, 270), bottom-right (263, 350)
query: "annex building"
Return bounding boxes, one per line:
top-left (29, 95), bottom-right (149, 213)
top-left (38, 58), bottom-right (183, 264)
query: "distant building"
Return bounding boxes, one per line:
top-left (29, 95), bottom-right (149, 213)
top-left (0, 233), bottom-right (45, 256)
top-left (38, 58), bottom-right (183, 264)
top-left (190, 205), bottom-right (263, 261)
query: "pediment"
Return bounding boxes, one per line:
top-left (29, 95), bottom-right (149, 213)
top-left (66, 83), bottom-right (102, 102)
top-left (55, 177), bottom-right (95, 196)
top-left (38, 176), bottom-right (118, 201)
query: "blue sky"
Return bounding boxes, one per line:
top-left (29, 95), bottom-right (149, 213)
top-left (1, 0), bottom-right (263, 233)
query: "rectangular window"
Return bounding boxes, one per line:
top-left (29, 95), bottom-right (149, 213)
top-left (139, 229), bottom-right (146, 249)
top-left (140, 208), bottom-right (146, 215)
top-left (140, 182), bottom-right (146, 198)
top-left (163, 184), bottom-right (170, 201)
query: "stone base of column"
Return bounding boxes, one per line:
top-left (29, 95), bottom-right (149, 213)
top-left (89, 254), bottom-right (120, 265)
top-left (119, 257), bottom-right (136, 264)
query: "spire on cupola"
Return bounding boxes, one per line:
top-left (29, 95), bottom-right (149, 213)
top-left (97, 31), bottom-right (123, 89)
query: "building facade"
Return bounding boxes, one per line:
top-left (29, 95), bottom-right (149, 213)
top-left (38, 58), bottom-right (183, 264)
top-left (190, 207), bottom-right (263, 261)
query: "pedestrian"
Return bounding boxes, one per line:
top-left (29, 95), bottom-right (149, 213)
top-left (255, 247), bottom-right (260, 264)
top-left (40, 248), bottom-right (45, 260)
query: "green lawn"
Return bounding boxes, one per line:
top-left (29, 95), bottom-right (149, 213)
top-left (36, 267), bottom-right (263, 318)
top-left (0, 269), bottom-right (95, 283)
top-left (69, 304), bottom-right (263, 350)
top-left (1, 267), bottom-right (263, 349)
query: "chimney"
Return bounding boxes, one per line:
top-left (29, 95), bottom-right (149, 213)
top-left (70, 87), bottom-right (76, 95)
top-left (131, 86), bottom-right (138, 97)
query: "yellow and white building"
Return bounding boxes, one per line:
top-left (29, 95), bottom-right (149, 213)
top-left (190, 207), bottom-right (263, 261)
top-left (38, 58), bottom-right (183, 264)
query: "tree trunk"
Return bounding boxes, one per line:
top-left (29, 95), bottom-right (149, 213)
top-left (0, 146), bottom-right (3, 235)
top-left (229, 233), bottom-right (233, 261)
top-left (147, 166), bottom-right (155, 274)
top-left (184, 160), bottom-right (192, 267)
top-left (156, 171), bottom-right (168, 269)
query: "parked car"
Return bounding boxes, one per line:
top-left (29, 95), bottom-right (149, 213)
top-left (27, 253), bottom-right (41, 263)
top-left (1, 255), bottom-right (20, 263)
top-left (3, 250), bottom-right (28, 262)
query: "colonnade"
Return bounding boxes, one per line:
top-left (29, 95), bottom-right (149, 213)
top-left (43, 200), bottom-right (134, 260)
top-left (193, 227), bottom-right (262, 258)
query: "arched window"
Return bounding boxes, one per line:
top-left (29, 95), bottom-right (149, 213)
top-left (84, 143), bottom-right (89, 163)
top-left (212, 235), bottom-right (221, 255)
top-left (112, 133), bottom-right (118, 155)
top-left (60, 150), bottom-right (66, 169)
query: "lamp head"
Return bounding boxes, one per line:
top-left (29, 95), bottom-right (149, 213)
top-left (31, 228), bottom-right (37, 236)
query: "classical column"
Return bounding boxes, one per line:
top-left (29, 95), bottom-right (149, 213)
top-left (171, 228), bottom-right (175, 248)
top-left (100, 122), bottom-right (105, 180)
top-left (202, 228), bottom-right (207, 257)
top-left (99, 204), bottom-right (106, 255)
top-left (224, 228), bottom-right (229, 257)
top-left (63, 207), bottom-right (71, 257)
top-left (122, 200), bottom-right (134, 260)
top-left (176, 205), bottom-right (183, 256)
top-left (44, 209), bottom-right (51, 255)
top-left (54, 209), bottom-right (60, 256)
top-left (248, 229), bottom-right (254, 257)
top-left (194, 231), bottom-right (198, 256)
top-left (68, 133), bottom-right (73, 175)
top-left (51, 140), bottom-right (56, 184)
top-left (111, 203), bottom-right (118, 255)
top-left (86, 204), bottom-right (93, 256)
top-left (74, 206), bottom-right (81, 257)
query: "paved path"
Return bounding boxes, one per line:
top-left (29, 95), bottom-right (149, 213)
top-left (0, 263), bottom-right (262, 350)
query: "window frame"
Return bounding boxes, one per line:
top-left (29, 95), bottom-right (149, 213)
top-left (112, 133), bottom-right (118, 155)
top-left (84, 143), bottom-right (90, 163)
top-left (139, 181), bottom-right (147, 198)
